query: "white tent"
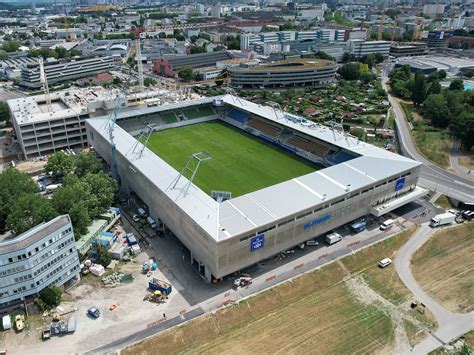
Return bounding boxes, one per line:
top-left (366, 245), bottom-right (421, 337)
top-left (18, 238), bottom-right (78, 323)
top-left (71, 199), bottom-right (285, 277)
top-left (2, 315), bottom-right (11, 330)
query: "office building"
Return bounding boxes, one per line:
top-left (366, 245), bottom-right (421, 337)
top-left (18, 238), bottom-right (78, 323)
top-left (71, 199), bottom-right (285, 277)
top-left (349, 40), bottom-right (391, 58)
top-left (0, 215), bottom-right (80, 313)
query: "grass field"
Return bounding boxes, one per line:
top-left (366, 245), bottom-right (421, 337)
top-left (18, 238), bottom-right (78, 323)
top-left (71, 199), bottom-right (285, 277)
top-left (412, 223), bottom-right (474, 313)
top-left (146, 121), bottom-right (317, 197)
top-left (124, 227), bottom-right (437, 355)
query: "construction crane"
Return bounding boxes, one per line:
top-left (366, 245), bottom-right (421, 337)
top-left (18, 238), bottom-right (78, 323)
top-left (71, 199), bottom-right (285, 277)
top-left (377, 13), bottom-right (385, 41)
top-left (105, 94), bottom-right (124, 181)
top-left (130, 25), bottom-right (146, 93)
top-left (38, 58), bottom-right (52, 112)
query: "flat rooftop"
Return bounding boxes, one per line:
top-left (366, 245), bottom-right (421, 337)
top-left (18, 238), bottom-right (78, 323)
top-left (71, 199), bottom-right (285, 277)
top-left (231, 58), bottom-right (336, 72)
top-left (87, 95), bottom-right (420, 242)
top-left (396, 55), bottom-right (474, 71)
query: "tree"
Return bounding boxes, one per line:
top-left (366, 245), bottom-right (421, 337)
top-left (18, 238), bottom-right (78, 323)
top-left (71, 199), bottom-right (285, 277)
top-left (38, 285), bottom-right (62, 310)
top-left (82, 172), bottom-right (117, 216)
top-left (337, 63), bottom-right (361, 80)
top-left (0, 102), bottom-right (10, 124)
top-left (0, 168), bottom-right (38, 231)
top-left (95, 244), bottom-right (111, 267)
top-left (45, 152), bottom-right (75, 180)
top-left (190, 45), bottom-right (206, 54)
top-left (360, 53), bottom-right (376, 69)
top-left (313, 51), bottom-right (334, 61)
top-left (1, 40), bottom-right (20, 52)
top-left (6, 194), bottom-right (57, 235)
top-left (449, 79), bottom-right (464, 91)
top-left (374, 52), bottom-right (384, 64)
top-left (74, 151), bottom-right (102, 177)
top-left (178, 67), bottom-right (194, 81)
top-left (424, 94), bottom-right (451, 128)
top-left (144, 77), bottom-right (157, 87)
top-left (438, 70), bottom-right (447, 79)
top-left (412, 71), bottom-right (427, 107)
top-left (341, 52), bottom-right (352, 63)
top-left (450, 111), bottom-right (474, 151)
top-left (428, 80), bottom-right (441, 95)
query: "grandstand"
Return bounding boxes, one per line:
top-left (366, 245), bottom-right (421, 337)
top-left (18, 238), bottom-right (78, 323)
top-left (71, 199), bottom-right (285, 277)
top-left (87, 94), bottom-right (426, 283)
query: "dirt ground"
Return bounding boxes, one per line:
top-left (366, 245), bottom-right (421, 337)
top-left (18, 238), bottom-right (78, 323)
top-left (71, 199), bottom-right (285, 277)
top-left (3, 252), bottom-right (190, 354)
top-left (411, 223), bottom-right (474, 313)
top-left (123, 227), bottom-right (436, 355)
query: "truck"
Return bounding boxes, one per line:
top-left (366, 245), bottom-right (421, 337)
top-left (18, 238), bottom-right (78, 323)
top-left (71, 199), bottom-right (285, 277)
top-left (148, 278), bottom-right (172, 295)
top-left (325, 232), bottom-right (342, 245)
top-left (146, 216), bottom-right (157, 229)
top-left (430, 212), bottom-right (455, 227)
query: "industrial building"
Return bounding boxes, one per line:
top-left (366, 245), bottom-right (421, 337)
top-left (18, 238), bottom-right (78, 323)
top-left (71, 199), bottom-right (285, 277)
top-left (86, 95), bottom-right (425, 283)
top-left (153, 50), bottom-right (231, 77)
top-left (395, 55), bottom-right (474, 75)
top-left (389, 43), bottom-right (429, 58)
top-left (8, 87), bottom-right (192, 159)
top-left (0, 215), bottom-right (80, 313)
top-left (229, 58), bottom-right (337, 89)
top-left (421, 30), bottom-right (453, 49)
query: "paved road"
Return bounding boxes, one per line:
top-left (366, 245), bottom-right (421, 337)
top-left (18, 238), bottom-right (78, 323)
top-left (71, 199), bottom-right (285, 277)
top-left (449, 140), bottom-right (473, 178)
top-left (394, 223), bottom-right (474, 354)
top-left (382, 65), bottom-right (474, 203)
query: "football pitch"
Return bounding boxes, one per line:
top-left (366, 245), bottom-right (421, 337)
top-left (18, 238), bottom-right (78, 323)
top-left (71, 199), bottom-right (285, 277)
top-left (146, 121), bottom-right (318, 197)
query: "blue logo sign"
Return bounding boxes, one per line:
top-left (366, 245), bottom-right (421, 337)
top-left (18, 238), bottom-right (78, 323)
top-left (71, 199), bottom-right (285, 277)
top-left (251, 234), bottom-right (265, 252)
top-left (304, 214), bottom-right (332, 230)
top-left (395, 177), bottom-right (405, 191)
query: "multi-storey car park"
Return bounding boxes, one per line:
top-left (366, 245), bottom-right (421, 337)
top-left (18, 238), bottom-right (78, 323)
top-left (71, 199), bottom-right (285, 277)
top-left (86, 95), bottom-right (427, 283)
top-left (229, 59), bottom-right (337, 89)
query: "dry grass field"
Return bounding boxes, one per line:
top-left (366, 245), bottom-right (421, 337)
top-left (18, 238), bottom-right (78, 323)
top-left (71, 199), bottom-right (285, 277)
top-left (124, 227), bottom-right (437, 355)
top-left (412, 223), bottom-right (474, 313)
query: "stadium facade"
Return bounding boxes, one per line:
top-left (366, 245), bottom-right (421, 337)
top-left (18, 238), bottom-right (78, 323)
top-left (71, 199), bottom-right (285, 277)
top-left (86, 95), bottom-right (426, 282)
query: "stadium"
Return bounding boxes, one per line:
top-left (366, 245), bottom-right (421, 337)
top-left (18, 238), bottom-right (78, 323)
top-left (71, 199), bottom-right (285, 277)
top-left (86, 95), bottom-right (426, 282)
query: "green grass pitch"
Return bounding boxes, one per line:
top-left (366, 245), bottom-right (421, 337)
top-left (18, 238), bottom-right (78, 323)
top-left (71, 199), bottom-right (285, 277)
top-left (145, 121), bottom-right (318, 198)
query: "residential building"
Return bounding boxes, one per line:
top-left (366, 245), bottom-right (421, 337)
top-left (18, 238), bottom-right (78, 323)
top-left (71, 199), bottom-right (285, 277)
top-left (0, 215), bottom-right (80, 313)
top-left (423, 4), bottom-right (445, 17)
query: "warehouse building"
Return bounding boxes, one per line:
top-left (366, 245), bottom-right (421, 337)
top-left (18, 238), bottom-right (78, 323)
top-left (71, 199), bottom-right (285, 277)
top-left (229, 58), bottom-right (337, 89)
top-left (152, 50), bottom-right (231, 77)
top-left (0, 215), bottom-right (80, 314)
top-left (86, 95), bottom-right (425, 283)
top-left (395, 55), bottom-right (474, 75)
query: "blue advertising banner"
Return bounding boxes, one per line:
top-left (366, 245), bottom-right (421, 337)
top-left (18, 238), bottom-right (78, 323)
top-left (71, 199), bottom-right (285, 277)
top-left (395, 177), bottom-right (405, 191)
top-left (250, 234), bottom-right (265, 252)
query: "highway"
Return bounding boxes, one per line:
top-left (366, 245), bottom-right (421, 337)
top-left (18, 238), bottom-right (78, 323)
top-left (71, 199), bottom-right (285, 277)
top-left (382, 64), bottom-right (474, 203)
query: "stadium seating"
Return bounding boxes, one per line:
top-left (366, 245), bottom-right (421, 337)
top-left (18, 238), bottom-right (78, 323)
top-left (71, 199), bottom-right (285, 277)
top-left (288, 135), bottom-right (331, 158)
top-left (326, 149), bottom-right (357, 165)
top-left (227, 109), bottom-right (249, 124)
top-left (247, 118), bottom-right (281, 138)
top-left (182, 105), bottom-right (215, 120)
top-left (161, 112), bottom-right (178, 124)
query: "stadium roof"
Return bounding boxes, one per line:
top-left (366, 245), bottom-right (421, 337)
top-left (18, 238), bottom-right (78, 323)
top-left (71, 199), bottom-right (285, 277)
top-left (87, 95), bottom-right (420, 242)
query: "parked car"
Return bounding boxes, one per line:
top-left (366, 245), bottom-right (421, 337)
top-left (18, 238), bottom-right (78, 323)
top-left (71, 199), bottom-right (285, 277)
top-left (87, 307), bottom-right (100, 319)
top-left (378, 258), bottom-right (392, 268)
top-left (132, 214), bottom-right (140, 222)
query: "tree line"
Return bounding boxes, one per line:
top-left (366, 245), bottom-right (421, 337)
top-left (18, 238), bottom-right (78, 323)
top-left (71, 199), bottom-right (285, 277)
top-left (0, 151), bottom-right (116, 237)
top-left (389, 65), bottom-right (474, 150)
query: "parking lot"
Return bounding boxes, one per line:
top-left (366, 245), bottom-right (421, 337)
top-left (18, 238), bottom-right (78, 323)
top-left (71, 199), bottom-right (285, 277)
top-left (4, 197), bottom-right (441, 354)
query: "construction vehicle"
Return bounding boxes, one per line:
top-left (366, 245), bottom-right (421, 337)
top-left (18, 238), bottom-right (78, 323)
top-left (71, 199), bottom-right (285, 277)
top-left (15, 315), bottom-right (25, 331)
top-left (143, 290), bottom-right (167, 303)
top-left (142, 259), bottom-right (157, 273)
top-left (148, 278), bottom-right (172, 295)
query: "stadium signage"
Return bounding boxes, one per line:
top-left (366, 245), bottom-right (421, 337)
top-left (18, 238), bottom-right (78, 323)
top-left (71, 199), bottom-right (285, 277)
top-left (395, 177), bottom-right (405, 192)
top-left (250, 234), bottom-right (265, 252)
top-left (304, 214), bottom-right (332, 230)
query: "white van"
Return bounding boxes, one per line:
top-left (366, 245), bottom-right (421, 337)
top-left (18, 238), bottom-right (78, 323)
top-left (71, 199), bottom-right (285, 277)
top-left (325, 232), bottom-right (342, 245)
top-left (378, 258), bottom-right (392, 268)
top-left (146, 216), bottom-right (157, 229)
top-left (380, 219), bottom-right (394, 231)
top-left (137, 208), bottom-right (147, 218)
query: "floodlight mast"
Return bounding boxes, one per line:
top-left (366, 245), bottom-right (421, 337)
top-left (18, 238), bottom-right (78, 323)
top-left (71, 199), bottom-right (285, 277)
top-left (169, 152), bottom-right (211, 199)
top-left (104, 93), bottom-right (124, 181)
